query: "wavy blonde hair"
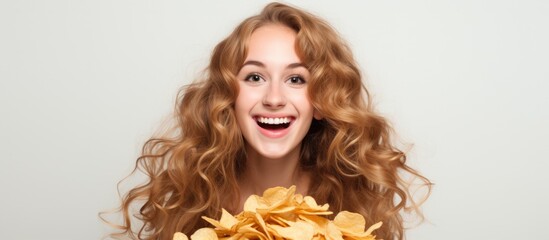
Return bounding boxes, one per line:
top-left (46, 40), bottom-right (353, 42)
top-left (106, 3), bottom-right (431, 240)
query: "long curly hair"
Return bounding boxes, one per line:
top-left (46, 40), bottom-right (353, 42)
top-left (106, 2), bottom-right (431, 240)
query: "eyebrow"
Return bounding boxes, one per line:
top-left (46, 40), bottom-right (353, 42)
top-left (241, 60), bottom-right (306, 69)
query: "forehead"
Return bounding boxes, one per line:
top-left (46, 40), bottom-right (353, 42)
top-left (245, 24), bottom-right (300, 63)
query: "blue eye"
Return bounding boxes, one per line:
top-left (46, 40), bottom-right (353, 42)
top-left (245, 74), bottom-right (263, 82)
top-left (288, 76), bottom-right (306, 84)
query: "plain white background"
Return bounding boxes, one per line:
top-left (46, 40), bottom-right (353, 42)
top-left (1, 0), bottom-right (548, 239)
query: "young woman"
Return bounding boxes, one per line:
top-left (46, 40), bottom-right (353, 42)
top-left (110, 3), bottom-right (431, 240)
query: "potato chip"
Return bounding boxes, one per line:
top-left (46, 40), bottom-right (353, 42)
top-left (174, 186), bottom-right (381, 240)
top-left (173, 232), bottom-right (189, 240)
top-left (298, 214), bottom-right (344, 240)
top-left (333, 211), bottom-right (382, 239)
top-left (269, 220), bottom-right (314, 240)
top-left (261, 186), bottom-right (295, 208)
top-left (333, 211), bottom-right (366, 234)
top-left (251, 211), bottom-right (271, 240)
top-left (236, 223), bottom-right (269, 240)
top-left (243, 195), bottom-right (263, 213)
top-left (190, 228), bottom-right (218, 240)
top-left (202, 208), bottom-right (240, 233)
top-left (219, 209), bottom-right (239, 230)
top-left (269, 215), bottom-right (291, 227)
top-left (303, 196), bottom-right (328, 211)
top-left (364, 221), bottom-right (383, 236)
top-left (325, 221), bottom-right (344, 240)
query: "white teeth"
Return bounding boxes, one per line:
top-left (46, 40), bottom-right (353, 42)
top-left (257, 117), bottom-right (291, 125)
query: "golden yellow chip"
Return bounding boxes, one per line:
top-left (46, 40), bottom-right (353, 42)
top-left (261, 186), bottom-right (295, 208)
top-left (252, 211), bottom-right (272, 240)
top-left (268, 205), bottom-right (296, 214)
top-left (364, 221), bottom-right (383, 236)
top-left (173, 232), bottom-right (189, 240)
top-left (243, 195), bottom-right (263, 213)
top-left (299, 215), bottom-right (328, 232)
top-left (333, 211), bottom-right (366, 234)
top-left (333, 211), bottom-right (382, 239)
top-left (269, 220), bottom-right (314, 240)
top-left (236, 223), bottom-right (269, 240)
top-left (202, 208), bottom-right (239, 233)
top-left (325, 221), bottom-right (344, 240)
top-left (302, 196), bottom-right (328, 211)
top-left (269, 215), bottom-right (290, 227)
top-left (219, 208), bottom-right (239, 230)
top-left (190, 228), bottom-right (218, 240)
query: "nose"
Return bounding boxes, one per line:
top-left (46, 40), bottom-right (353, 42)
top-left (262, 81), bottom-right (286, 108)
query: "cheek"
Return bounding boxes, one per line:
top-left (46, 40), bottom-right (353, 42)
top-left (235, 86), bottom-right (259, 116)
top-left (290, 91), bottom-right (314, 116)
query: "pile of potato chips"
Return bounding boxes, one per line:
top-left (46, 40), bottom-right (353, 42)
top-left (173, 186), bottom-right (382, 240)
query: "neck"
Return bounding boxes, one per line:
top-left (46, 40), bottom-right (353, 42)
top-left (237, 144), bottom-right (311, 210)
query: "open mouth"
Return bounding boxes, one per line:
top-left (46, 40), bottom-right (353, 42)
top-left (255, 116), bottom-right (293, 130)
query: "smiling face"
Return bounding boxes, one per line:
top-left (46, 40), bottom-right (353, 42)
top-left (235, 24), bottom-right (316, 161)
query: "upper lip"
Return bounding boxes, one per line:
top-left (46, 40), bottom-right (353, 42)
top-left (252, 114), bottom-right (296, 119)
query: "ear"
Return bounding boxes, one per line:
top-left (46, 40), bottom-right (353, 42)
top-left (313, 109), bottom-right (323, 120)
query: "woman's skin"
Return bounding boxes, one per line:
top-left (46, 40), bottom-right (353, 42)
top-left (234, 24), bottom-right (321, 212)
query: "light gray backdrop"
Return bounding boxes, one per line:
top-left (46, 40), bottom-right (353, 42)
top-left (1, 0), bottom-right (547, 239)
